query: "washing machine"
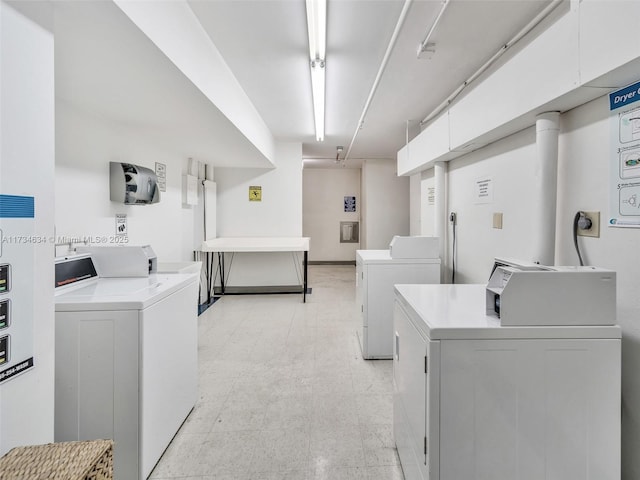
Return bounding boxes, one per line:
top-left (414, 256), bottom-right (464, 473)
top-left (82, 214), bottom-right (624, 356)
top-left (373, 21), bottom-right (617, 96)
top-left (54, 254), bottom-right (200, 480)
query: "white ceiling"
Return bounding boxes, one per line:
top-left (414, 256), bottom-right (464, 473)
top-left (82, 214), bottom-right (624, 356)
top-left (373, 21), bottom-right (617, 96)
top-left (47, 0), bottom-right (554, 169)
top-left (188, 0), bottom-right (553, 167)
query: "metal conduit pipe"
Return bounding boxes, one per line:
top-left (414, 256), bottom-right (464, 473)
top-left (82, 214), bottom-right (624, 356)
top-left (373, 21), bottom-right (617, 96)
top-left (419, 0), bottom-right (563, 127)
top-left (417, 0), bottom-right (451, 57)
top-left (531, 111), bottom-right (560, 265)
top-left (344, 0), bottom-right (412, 163)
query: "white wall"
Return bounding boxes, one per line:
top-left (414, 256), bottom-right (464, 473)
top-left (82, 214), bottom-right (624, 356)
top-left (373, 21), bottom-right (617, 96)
top-left (0, 1), bottom-right (55, 453)
top-left (443, 128), bottom-right (539, 283)
top-left (361, 159), bottom-right (410, 249)
top-left (214, 142), bottom-right (303, 286)
top-left (55, 101), bottom-right (198, 262)
top-left (413, 93), bottom-right (640, 478)
top-left (555, 96), bottom-right (640, 480)
top-left (216, 143), bottom-right (302, 238)
top-left (303, 168), bottom-right (360, 262)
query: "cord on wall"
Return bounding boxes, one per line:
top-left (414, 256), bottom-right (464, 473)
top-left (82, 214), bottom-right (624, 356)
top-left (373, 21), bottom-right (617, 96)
top-left (450, 212), bottom-right (457, 283)
top-left (573, 211), bottom-right (590, 266)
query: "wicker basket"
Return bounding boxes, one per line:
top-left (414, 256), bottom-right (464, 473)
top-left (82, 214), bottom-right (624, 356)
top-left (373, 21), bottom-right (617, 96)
top-left (0, 439), bottom-right (113, 480)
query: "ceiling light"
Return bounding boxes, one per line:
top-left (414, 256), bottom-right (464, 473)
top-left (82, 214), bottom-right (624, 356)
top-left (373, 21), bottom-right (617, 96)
top-left (306, 0), bottom-right (326, 142)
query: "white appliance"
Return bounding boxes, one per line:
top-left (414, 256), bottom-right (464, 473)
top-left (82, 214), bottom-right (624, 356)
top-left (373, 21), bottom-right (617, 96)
top-left (356, 249), bottom-right (440, 359)
top-left (393, 283), bottom-right (621, 480)
top-left (389, 235), bottom-right (439, 259)
top-left (486, 264), bottom-right (616, 326)
top-left (54, 255), bottom-right (199, 480)
top-left (76, 245), bottom-right (157, 277)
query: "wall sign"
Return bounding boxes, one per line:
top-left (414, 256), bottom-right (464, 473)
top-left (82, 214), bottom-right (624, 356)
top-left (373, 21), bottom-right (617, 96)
top-left (427, 187), bottom-right (435, 206)
top-left (344, 196), bottom-right (356, 212)
top-left (115, 213), bottom-right (127, 236)
top-left (155, 162), bottom-right (166, 192)
top-left (249, 185), bottom-right (262, 202)
top-left (474, 176), bottom-right (493, 204)
top-left (610, 80), bottom-right (640, 227)
top-left (0, 194), bottom-right (35, 384)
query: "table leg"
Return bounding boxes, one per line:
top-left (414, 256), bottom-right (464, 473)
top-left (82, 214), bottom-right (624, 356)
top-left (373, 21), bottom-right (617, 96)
top-left (303, 250), bottom-right (308, 303)
top-left (218, 252), bottom-right (225, 294)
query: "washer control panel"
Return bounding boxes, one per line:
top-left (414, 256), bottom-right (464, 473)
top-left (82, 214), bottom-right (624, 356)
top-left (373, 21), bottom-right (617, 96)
top-left (0, 194), bottom-right (35, 384)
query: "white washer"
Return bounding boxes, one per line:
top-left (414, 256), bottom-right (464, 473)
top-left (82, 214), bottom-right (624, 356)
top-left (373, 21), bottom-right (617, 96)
top-left (54, 257), bottom-right (199, 480)
top-left (356, 250), bottom-right (440, 359)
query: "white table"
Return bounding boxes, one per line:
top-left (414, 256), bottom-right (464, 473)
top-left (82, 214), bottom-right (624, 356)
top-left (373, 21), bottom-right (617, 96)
top-left (200, 237), bottom-right (311, 302)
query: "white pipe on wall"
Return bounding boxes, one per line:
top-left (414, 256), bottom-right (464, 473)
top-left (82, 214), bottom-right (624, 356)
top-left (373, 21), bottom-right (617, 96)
top-left (532, 111), bottom-right (560, 265)
top-left (434, 161), bottom-right (447, 282)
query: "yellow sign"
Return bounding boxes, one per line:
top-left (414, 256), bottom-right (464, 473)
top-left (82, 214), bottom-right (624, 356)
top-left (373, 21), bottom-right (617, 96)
top-left (249, 185), bottom-right (262, 201)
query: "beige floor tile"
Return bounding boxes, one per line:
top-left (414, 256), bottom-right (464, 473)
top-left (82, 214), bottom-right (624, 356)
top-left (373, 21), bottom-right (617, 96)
top-left (366, 465), bottom-right (405, 480)
top-left (249, 428), bottom-right (311, 472)
top-left (311, 466), bottom-right (369, 480)
top-left (152, 266), bottom-right (403, 480)
top-left (355, 394), bottom-right (394, 425)
top-left (309, 426), bottom-right (366, 469)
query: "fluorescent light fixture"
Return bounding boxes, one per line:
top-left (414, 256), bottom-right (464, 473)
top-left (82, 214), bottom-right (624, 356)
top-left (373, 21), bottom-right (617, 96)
top-left (310, 61), bottom-right (325, 142)
top-left (306, 0), bottom-right (326, 142)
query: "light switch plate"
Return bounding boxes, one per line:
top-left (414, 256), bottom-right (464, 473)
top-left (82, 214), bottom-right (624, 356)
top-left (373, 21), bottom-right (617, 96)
top-left (493, 212), bottom-right (503, 229)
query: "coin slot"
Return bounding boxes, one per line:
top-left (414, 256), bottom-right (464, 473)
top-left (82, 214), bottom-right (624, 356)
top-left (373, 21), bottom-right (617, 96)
top-left (0, 264), bottom-right (9, 293)
top-left (0, 300), bottom-right (8, 329)
top-left (0, 336), bottom-right (8, 365)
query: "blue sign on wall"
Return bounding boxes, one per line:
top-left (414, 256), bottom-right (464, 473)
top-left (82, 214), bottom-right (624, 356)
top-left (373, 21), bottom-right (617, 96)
top-left (609, 81), bottom-right (640, 111)
top-left (344, 196), bottom-right (356, 212)
top-left (0, 195), bottom-right (35, 218)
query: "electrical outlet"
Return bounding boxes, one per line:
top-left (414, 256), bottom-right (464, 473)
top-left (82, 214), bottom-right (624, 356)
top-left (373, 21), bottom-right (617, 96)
top-left (577, 211), bottom-right (600, 238)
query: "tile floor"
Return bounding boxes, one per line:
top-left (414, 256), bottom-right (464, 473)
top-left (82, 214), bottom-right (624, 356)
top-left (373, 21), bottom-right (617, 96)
top-left (150, 265), bottom-right (404, 480)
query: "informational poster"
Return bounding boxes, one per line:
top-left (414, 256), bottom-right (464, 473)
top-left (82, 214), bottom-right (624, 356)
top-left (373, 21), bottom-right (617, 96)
top-left (0, 194), bottom-right (35, 384)
top-left (155, 162), bottom-right (166, 192)
top-left (474, 176), bottom-right (493, 204)
top-left (249, 185), bottom-right (262, 202)
top-left (115, 213), bottom-right (127, 236)
top-left (427, 187), bottom-right (435, 206)
top-left (344, 196), bottom-right (356, 212)
top-left (609, 80), bottom-right (640, 227)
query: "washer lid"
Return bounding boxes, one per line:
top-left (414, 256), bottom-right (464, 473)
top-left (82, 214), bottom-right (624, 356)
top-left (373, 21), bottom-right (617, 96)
top-left (54, 273), bottom-right (197, 311)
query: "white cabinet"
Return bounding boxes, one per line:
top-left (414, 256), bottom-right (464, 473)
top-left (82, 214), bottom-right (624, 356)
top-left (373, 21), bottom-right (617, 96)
top-left (356, 250), bottom-right (440, 359)
top-left (393, 284), bottom-right (621, 480)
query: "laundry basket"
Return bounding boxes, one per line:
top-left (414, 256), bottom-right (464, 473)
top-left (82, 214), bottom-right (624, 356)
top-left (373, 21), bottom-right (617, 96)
top-left (0, 439), bottom-right (113, 480)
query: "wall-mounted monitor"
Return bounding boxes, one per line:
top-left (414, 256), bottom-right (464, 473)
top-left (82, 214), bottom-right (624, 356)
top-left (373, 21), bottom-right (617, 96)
top-left (110, 162), bottom-right (160, 205)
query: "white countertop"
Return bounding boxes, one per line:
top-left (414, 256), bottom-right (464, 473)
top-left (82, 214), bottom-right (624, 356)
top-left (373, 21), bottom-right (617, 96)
top-left (201, 237), bottom-right (310, 252)
top-left (394, 284), bottom-right (621, 340)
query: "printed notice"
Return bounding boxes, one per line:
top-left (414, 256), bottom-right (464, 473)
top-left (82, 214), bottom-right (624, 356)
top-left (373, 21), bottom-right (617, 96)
top-left (115, 214), bottom-right (127, 236)
top-left (474, 177), bottom-right (493, 204)
top-left (155, 162), bottom-right (166, 192)
top-left (427, 187), bottom-right (435, 206)
top-left (610, 80), bottom-right (640, 227)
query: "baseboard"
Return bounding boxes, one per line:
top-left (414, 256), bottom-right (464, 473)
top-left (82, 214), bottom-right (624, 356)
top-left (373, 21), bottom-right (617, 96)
top-left (308, 261), bottom-right (356, 266)
top-left (214, 285), bottom-right (305, 295)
